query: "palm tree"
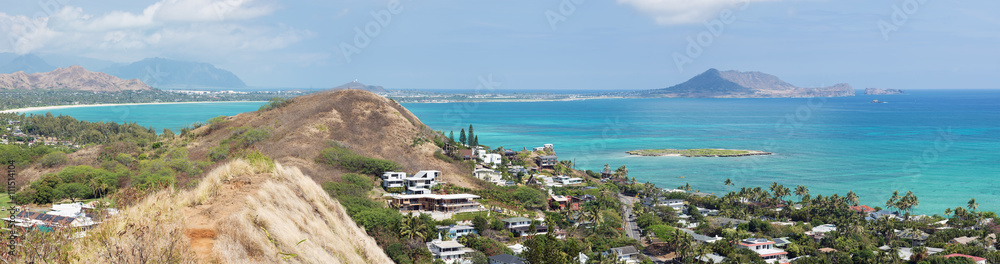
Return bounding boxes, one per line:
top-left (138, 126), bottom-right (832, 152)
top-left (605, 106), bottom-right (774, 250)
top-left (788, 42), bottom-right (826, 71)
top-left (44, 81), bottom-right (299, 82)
top-left (846, 191), bottom-right (860, 206)
top-left (944, 207), bottom-right (952, 218)
top-left (967, 198), bottom-right (979, 212)
top-left (794, 185), bottom-right (809, 200)
top-left (724, 178), bottom-right (734, 194)
top-left (400, 213), bottom-right (428, 241)
top-left (886, 190), bottom-right (900, 211)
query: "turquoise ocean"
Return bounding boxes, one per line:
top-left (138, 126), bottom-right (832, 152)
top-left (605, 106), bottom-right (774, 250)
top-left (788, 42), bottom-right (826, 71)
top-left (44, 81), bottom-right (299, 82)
top-left (24, 90), bottom-right (1000, 215)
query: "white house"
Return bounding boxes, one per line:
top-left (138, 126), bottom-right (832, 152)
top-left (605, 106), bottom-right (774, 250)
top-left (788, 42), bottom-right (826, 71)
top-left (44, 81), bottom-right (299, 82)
top-left (381, 172), bottom-right (407, 189)
top-left (382, 170), bottom-right (442, 194)
top-left (552, 176), bottom-right (583, 186)
top-left (473, 169), bottom-right (503, 184)
top-left (406, 170), bottom-right (440, 194)
top-left (427, 240), bottom-right (471, 263)
top-left (479, 153), bottom-right (502, 167)
top-left (737, 238), bottom-right (789, 264)
top-left (543, 144), bottom-right (553, 149)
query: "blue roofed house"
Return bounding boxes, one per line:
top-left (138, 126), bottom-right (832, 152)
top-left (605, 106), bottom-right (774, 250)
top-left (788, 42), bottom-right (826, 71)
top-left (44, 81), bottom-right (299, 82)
top-left (437, 224), bottom-right (477, 239)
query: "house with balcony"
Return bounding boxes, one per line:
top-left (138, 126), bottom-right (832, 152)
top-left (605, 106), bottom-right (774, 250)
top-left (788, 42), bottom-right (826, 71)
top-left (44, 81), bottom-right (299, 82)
top-left (381, 172), bottom-right (406, 189)
top-left (382, 170), bottom-right (442, 194)
top-left (552, 176), bottom-right (583, 185)
top-left (536, 155), bottom-right (558, 168)
top-left (737, 238), bottom-right (789, 264)
top-left (392, 194), bottom-right (481, 213)
top-left (406, 170), bottom-right (440, 194)
top-left (427, 240), bottom-right (472, 263)
top-left (501, 217), bottom-right (547, 236)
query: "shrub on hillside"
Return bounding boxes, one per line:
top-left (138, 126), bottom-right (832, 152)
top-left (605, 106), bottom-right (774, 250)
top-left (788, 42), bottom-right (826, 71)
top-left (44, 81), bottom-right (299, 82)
top-left (258, 97), bottom-right (292, 112)
top-left (317, 145), bottom-right (402, 175)
top-left (40, 151), bottom-right (68, 168)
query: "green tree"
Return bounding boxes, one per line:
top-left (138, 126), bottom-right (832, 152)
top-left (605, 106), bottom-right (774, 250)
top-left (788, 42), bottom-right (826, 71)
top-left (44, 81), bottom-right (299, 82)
top-left (459, 129), bottom-right (467, 145)
top-left (448, 131), bottom-right (455, 143)
top-left (57, 182), bottom-right (91, 202)
top-left (468, 124), bottom-right (475, 146)
top-left (472, 215), bottom-right (488, 234)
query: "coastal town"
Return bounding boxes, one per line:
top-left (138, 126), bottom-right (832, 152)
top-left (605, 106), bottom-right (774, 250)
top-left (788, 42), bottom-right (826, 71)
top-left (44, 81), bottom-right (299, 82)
top-left (347, 131), bottom-right (1000, 264)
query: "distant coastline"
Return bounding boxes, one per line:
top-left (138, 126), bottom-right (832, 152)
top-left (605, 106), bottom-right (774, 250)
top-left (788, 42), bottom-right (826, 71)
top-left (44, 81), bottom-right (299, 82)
top-left (627, 148), bottom-right (773, 157)
top-left (0, 101), bottom-right (267, 114)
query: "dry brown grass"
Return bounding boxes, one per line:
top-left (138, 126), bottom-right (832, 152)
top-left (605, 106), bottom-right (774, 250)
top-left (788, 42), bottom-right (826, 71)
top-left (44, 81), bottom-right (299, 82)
top-left (67, 188), bottom-right (197, 264)
top-left (63, 159), bottom-right (391, 264)
top-left (213, 163), bottom-right (392, 263)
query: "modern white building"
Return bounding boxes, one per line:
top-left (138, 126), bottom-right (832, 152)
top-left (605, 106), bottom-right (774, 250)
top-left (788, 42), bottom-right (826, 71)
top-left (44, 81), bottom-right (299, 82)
top-left (382, 170), bottom-right (441, 194)
top-left (480, 153), bottom-right (502, 166)
top-left (552, 176), bottom-right (583, 185)
top-left (737, 238), bottom-right (789, 264)
top-left (381, 172), bottom-right (407, 189)
top-left (427, 240), bottom-right (472, 264)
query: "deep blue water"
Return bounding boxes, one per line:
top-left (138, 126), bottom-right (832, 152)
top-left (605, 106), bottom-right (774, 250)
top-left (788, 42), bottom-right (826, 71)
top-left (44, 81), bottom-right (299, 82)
top-left (23, 90), bottom-right (1000, 214)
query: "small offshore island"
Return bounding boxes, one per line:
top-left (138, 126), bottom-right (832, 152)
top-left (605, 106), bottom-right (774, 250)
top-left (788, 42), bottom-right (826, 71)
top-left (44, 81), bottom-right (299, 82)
top-left (627, 148), bottom-right (773, 157)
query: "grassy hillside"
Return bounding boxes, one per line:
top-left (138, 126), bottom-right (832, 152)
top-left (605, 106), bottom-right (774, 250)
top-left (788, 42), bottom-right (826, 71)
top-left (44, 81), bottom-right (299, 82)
top-left (185, 89), bottom-right (478, 188)
top-left (58, 158), bottom-right (392, 263)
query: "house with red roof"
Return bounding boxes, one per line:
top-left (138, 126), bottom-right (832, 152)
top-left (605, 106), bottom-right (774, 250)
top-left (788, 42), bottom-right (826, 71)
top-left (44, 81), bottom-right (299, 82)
top-left (849, 205), bottom-right (876, 213)
top-left (943, 253), bottom-right (987, 264)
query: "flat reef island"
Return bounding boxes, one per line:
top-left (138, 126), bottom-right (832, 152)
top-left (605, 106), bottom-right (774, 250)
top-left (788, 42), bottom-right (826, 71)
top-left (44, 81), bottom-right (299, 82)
top-left (627, 148), bottom-right (772, 157)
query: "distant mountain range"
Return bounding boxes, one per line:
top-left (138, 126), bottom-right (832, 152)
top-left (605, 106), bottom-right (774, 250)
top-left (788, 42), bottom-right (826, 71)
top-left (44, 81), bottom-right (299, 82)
top-left (102, 58), bottom-right (247, 89)
top-left (332, 80), bottom-right (387, 93)
top-left (0, 54), bottom-right (56, 74)
top-left (627, 69), bottom-right (855, 98)
top-left (0, 54), bottom-right (247, 89)
top-left (0, 66), bottom-right (152, 92)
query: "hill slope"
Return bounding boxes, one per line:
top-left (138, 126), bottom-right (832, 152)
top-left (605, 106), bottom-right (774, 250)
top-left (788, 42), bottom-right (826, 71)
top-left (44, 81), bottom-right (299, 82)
top-left (637, 68), bottom-right (855, 98)
top-left (0, 54), bottom-right (56, 74)
top-left (102, 58), bottom-right (247, 89)
top-left (187, 89), bottom-right (477, 188)
top-left (68, 159), bottom-right (392, 263)
top-left (0, 65), bottom-right (153, 91)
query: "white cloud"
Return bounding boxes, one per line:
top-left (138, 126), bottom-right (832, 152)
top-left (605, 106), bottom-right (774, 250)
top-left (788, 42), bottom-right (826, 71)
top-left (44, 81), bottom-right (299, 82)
top-left (0, 0), bottom-right (304, 59)
top-left (618, 0), bottom-right (777, 25)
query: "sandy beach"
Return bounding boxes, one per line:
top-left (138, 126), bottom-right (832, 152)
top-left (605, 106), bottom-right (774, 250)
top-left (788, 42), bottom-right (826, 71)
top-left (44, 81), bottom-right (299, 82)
top-left (0, 101), bottom-right (267, 114)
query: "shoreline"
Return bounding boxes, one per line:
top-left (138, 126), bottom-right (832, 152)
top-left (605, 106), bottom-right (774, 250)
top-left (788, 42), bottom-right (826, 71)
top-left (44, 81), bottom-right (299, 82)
top-left (0, 101), bottom-right (268, 114)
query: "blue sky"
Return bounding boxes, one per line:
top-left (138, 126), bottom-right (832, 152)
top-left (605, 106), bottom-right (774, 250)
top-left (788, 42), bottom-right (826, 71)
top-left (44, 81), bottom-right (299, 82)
top-left (1, 0), bottom-right (998, 90)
